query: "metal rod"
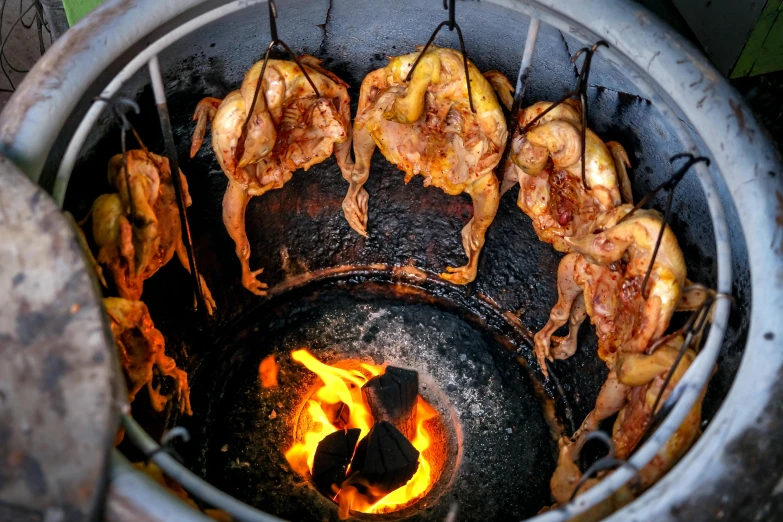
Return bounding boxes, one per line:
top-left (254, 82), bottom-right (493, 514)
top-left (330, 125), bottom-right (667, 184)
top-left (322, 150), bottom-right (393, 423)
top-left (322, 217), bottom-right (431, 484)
top-left (267, 0), bottom-right (278, 42)
top-left (148, 55), bottom-right (208, 320)
top-left (121, 415), bottom-right (285, 522)
top-left (445, 0), bottom-right (455, 30)
top-left (511, 17), bottom-right (541, 117)
top-left (497, 18), bottom-right (541, 184)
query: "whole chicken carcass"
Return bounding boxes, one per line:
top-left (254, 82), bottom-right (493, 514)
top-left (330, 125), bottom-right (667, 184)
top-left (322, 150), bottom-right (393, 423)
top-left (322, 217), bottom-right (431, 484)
top-left (536, 205), bottom-right (712, 453)
top-left (104, 297), bottom-right (192, 415)
top-left (502, 100), bottom-right (632, 252)
top-left (83, 150), bottom-right (216, 314)
top-left (342, 45), bottom-right (514, 284)
top-left (191, 55), bottom-right (353, 295)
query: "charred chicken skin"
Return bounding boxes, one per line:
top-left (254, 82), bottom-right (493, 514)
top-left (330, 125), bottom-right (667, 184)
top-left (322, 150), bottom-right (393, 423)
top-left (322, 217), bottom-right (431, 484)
top-left (548, 335), bottom-right (705, 519)
top-left (191, 55), bottom-right (353, 295)
top-left (343, 45), bottom-right (514, 284)
top-left (502, 100), bottom-right (632, 252)
top-left (104, 297), bottom-right (192, 415)
top-left (84, 150), bottom-right (216, 314)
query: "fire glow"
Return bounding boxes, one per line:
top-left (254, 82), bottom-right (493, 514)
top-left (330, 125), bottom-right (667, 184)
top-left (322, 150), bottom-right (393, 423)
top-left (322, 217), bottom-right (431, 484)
top-left (284, 349), bottom-right (439, 517)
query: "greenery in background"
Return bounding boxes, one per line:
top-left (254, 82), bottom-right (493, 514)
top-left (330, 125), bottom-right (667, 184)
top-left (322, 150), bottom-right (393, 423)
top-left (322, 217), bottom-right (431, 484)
top-left (62, 0), bottom-right (102, 25)
top-left (732, 0), bottom-right (783, 78)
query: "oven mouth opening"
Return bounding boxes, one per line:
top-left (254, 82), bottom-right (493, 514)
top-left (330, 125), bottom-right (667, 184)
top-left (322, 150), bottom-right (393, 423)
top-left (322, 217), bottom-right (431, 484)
top-left (176, 270), bottom-right (561, 521)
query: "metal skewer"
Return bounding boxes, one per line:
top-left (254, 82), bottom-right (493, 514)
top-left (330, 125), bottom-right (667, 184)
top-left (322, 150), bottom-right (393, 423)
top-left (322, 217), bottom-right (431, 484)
top-left (148, 56), bottom-right (209, 321)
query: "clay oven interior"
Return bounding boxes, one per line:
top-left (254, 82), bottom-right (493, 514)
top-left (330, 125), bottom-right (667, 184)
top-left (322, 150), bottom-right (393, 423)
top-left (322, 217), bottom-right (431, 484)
top-left (54, 0), bottom-right (751, 520)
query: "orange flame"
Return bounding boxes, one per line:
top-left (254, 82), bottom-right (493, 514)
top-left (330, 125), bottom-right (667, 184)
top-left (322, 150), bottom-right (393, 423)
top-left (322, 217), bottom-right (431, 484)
top-left (284, 349), bottom-right (437, 516)
top-left (259, 355), bottom-right (279, 388)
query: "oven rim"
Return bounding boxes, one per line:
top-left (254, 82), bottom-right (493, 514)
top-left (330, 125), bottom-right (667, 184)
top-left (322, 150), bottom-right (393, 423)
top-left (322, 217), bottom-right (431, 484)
top-left (0, 0), bottom-right (778, 520)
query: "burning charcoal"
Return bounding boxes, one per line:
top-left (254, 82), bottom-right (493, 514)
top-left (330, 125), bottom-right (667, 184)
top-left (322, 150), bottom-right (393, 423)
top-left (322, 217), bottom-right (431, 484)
top-left (347, 421), bottom-right (419, 496)
top-left (362, 366), bottom-right (418, 439)
top-left (312, 428), bottom-right (361, 495)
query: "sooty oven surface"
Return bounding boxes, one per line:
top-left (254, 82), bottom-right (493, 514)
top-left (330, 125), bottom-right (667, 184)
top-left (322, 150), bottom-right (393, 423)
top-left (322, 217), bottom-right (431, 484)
top-left (61, 0), bottom-right (752, 520)
top-left (183, 283), bottom-right (556, 520)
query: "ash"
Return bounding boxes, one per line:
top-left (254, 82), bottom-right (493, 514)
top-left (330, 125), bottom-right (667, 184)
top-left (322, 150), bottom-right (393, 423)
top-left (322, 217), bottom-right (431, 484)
top-left (182, 286), bottom-right (554, 521)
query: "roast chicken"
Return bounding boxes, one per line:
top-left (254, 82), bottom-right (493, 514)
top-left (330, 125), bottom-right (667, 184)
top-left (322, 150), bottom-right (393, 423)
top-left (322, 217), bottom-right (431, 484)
top-left (547, 335), bottom-right (706, 520)
top-left (191, 55), bottom-right (353, 295)
top-left (533, 205), bottom-right (687, 378)
top-left (83, 150), bottom-right (216, 314)
top-left (342, 45), bottom-right (514, 284)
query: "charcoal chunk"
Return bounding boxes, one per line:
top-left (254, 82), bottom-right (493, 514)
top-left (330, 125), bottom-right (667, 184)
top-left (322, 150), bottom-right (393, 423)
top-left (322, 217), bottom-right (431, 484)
top-left (312, 428), bottom-right (361, 494)
top-left (362, 366), bottom-right (418, 439)
top-left (348, 421), bottom-right (419, 495)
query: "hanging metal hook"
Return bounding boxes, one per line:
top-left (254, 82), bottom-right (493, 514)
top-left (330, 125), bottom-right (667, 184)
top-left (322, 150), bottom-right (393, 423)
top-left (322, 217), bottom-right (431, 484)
top-left (96, 96), bottom-right (139, 132)
top-left (569, 431), bottom-right (640, 501)
top-left (405, 0), bottom-right (475, 113)
top-left (143, 425), bottom-right (191, 464)
top-left (236, 0), bottom-right (321, 167)
top-left (616, 153), bottom-right (710, 298)
top-left (267, 0), bottom-right (278, 42)
top-left (519, 40), bottom-right (608, 191)
top-left (630, 292), bottom-right (731, 455)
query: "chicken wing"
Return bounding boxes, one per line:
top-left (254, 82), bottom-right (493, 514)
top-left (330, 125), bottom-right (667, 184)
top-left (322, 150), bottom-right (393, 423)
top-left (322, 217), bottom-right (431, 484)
top-left (343, 45), bottom-right (513, 284)
top-left (191, 55), bottom-right (353, 295)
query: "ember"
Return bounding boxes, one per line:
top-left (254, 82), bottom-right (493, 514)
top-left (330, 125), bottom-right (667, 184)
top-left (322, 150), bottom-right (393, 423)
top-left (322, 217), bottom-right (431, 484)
top-left (284, 350), bottom-right (442, 517)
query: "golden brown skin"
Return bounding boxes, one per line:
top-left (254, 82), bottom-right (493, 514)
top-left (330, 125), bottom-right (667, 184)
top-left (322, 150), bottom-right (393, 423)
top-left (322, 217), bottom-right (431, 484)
top-left (534, 205), bottom-right (690, 457)
top-left (88, 193), bottom-right (139, 298)
top-left (547, 336), bottom-right (705, 520)
top-left (191, 55), bottom-right (353, 295)
top-left (343, 45), bottom-right (513, 284)
top-left (84, 151), bottom-right (216, 314)
top-left (502, 101), bottom-right (629, 252)
top-left (534, 205), bottom-right (687, 378)
top-left (104, 297), bottom-right (192, 415)
top-left (107, 150), bottom-right (161, 275)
